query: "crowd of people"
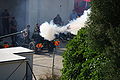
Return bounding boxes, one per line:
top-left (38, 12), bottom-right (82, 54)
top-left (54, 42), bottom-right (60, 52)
top-left (0, 9), bottom-right (17, 46)
top-left (1, 9), bottom-right (16, 35)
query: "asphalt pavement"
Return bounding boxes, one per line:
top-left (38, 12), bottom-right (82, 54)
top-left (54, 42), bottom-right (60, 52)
top-left (33, 42), bottom-right (67, 79)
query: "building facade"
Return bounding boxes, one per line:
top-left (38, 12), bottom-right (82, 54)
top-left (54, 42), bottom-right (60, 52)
top-left (0, 0), bottom-right (74, 35)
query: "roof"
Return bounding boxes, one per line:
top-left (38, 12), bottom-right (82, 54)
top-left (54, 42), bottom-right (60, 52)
top-left (0, 47), bottom-right (33, 63)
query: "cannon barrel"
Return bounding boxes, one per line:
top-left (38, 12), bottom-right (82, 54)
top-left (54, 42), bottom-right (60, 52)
top-left (0, 31), bottom-right (24, 39)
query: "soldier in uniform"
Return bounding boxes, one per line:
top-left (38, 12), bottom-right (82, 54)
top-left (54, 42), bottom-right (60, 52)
top-left (10, 17), bottom-right (17, 46)
top-left (1, 9), bottom-right (10, 34)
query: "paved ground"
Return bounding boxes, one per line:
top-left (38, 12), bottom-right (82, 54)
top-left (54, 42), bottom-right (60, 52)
top-left (33, 42), bottom-right (67, 79)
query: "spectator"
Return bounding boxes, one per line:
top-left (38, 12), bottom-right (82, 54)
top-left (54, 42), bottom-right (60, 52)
top-left (53, 14), bottom-right (63, 26)
top-left (34, 23), bottom-right (40, 33)
top-left (23, 25), bottom-right (30, 44)
top-left (70, 10), bottom-right (78, 20)
top-left (10, 17), bottom-right (17, 46)
top-left (1, 9), bottom-right (10, 34)
top-left (32, 23), bottom-right (43, 44)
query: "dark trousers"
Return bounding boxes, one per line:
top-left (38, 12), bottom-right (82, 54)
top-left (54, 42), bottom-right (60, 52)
top-left (2, 22), bottom-right (9, 34)
top-left (11, 29), bottom-right (17, 46)
top-left (11, 35), bottom-right (17, 45)
top-left (24, 36), bottom-right (30, 44)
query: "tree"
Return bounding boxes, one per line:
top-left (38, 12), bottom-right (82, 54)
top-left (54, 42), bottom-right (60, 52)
top-left (62, 0), bottom-right (120, 80)
top-left (88, 0), bottom-right (120, 79)
top-left (61, 28), bottom-right (107, 80)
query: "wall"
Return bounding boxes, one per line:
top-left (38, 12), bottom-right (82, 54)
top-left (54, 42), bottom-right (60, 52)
top-left (37, 0), bottom-right (74, 24)
top-left (27, 0), bottom-right (74, 35)
top-left (0, 0), bottom-right (74, 36)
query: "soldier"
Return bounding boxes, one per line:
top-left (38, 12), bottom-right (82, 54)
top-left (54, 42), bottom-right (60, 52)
top-left (10, 17), bottom-right (17, 46)
top-left (53, 14), bottom-right (63, 26)
top-left (70, 10), bottom-right (78, 20)
top-left (1, 9), bottom-right (10, 34)
top-left (34, 23), bottom-right (40, 33)
top-left (23, 25), bottom-right (30, 44)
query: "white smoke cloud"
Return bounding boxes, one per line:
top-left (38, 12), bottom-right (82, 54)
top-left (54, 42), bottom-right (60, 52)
top-left (40, 22), bottom-right (57, 41)
top-left (39, 9), bottom-right (91, 41)
top-left (39, 22), bottom-right (68, 41)
top-left (66, 9), bottom-right (91, 35)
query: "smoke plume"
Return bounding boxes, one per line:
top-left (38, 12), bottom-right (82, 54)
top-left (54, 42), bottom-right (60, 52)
top-left (39, 9), bottom-right (90, 41)
top-left (66, 9), bottom-right (91, 35)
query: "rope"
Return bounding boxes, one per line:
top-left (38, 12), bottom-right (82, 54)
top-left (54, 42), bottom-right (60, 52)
top-left (6, 61), bottom-right (24, 80)
top-left (27, 62), bottom-right (37, 80)
top-left (22, 73), bottom-right (26, 80)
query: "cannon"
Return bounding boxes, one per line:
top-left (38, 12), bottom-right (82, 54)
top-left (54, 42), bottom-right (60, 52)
top-left (0, 31), bottom-right (22, 39)
top-left (0, 30), bottom-right (60, 53)
top-left (29, 32), bottom-right (60, 53)
top-left (0, 29), bottom-right (28, 48)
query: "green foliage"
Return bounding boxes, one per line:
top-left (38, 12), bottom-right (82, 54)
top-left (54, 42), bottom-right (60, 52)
top-left (61, 28), bottom-right (107, 80)
top-left (62, 0), bottom-right (120, 80)
top-left (61, 28), bottom-right (88, 80)
top-left (88, 0), bottom-right (120, 79)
